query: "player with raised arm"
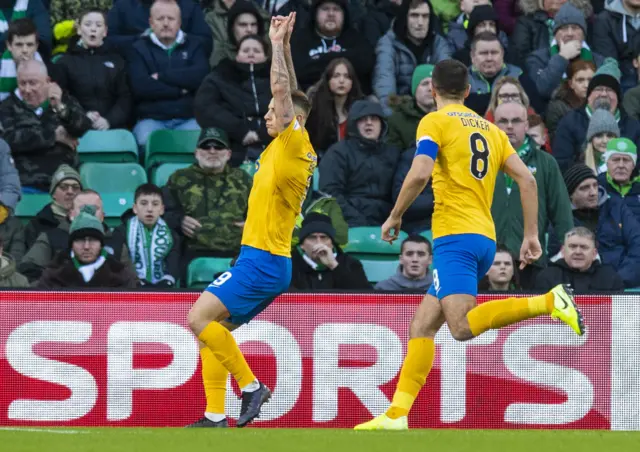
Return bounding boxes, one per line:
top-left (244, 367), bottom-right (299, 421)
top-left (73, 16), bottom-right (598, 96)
top-left (186, 12), bottom-right (316, 428)
top-left (354, 59), bottom-right (585, 431)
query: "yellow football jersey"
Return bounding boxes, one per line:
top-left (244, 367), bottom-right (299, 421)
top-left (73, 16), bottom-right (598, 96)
top-left (415, 104), bottom-right (515, 241)
top-left (242, 120), bottom-right (317, 257)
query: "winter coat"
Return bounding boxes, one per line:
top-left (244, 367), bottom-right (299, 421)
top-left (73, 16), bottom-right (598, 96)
top-left (0, 0), bottom-right (52, 57)
top-left (0, 92), bottom-right (92, 192)
top-left (492, 141), bottom-right (574, 268)
top-left (393, 147), bottom-right (434, 233)
top-left (623, 84), bottom-right (640, 122)
top-left (290, 0), bottom-right (375, 92)
top-left (373, 26), bottom-right (452, 115)
top-left (526, 48), bottom-right (604, 100)
top-left (447, 13), bottom-right (510, 53)
top-left (494, 0), bottom-right (521, 35)
top-left (37, 251), bottom-right (139, 289)
top-left (23, 203), bottom-right (67, 251)
top-left (375, 264), bottom-right (432, 291)
top-left (125, 34), bottom-right (209, 121)
top-left (164, 164), bottom-right (252, 253)
top-left (289, 246), bottom-right (371, 290)
top-left (552, 107), bottom-right (640, 172)
top-left (19, 220), bottom-right (131, 282)
top-left (53, 42), bottom-right (132, 129)
top-left (0, 253), bottom-right (28, 287)
top-left (319, 101), bottom-right (401, 227)
top-left (194, 58), bottom-right (271, 159)
top-left (386, 98), bottom-right (425, 151)
top-left (534, 259), bottom-right (624, 292)
top-left (106, 0), bottom-right (212, 57)
top-left (0, 138), bottom-right (21, 211)
top-left (0, 216), bottom-right (25, 264)
top-left (599, 172), bottom-right (640, 221)
top-left (545, 85), bottom-right (581, 140)
top-left (510, 9), bottom-right (553, 67)
top-left (593, 0), bottom-right (640, 93)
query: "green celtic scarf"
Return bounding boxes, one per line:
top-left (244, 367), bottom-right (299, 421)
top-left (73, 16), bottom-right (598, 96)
top-left (297, 245), bottom-right (336, 272)
top-left (127, 216), bottom-right (174, 284)
top-left (0, 49), bottom-right (43, 101)
top-left (72, 248), bottom-right (108, 283)
top-left (546, 18), bottom-right (555, 45)
top-left (504, 137), bottom-right (532, 193)
top-left (0, 0), bottom-right (28, 33)
top-left (549, 39), bottom-right (593, 62)
top-left (586, 106), bottom-right (621, 122)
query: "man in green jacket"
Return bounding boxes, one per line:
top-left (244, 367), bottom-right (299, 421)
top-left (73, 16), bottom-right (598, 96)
top-left (491, 102), bottom-right (574, 289)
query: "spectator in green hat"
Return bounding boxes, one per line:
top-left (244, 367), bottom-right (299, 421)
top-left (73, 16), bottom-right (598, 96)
top-left (599, 137), bottom-right (640, 221)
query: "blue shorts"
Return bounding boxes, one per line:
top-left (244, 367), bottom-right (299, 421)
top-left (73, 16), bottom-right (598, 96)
top-left (427, 233), bottom-right (496, 300)
top-left (205, 246), bottom-right (292, 325)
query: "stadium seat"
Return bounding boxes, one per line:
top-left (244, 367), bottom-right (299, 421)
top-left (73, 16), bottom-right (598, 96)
top-left (312, 167), bottom-right (320, 191)
top-left (360, 259), bottom-right (399, 284)
top-left (187, 257), bottom-right (233, 289)
top-left (153, 163), bottom-right (191, 187)
top-left (15, 194), bottom-right (51, 222)
top-left (101, 192), bottom-right (134, 227)
top-left (81, 163), bottom-right (148, 193)
top-left (145, 129), bottom-right (198, 169)
top-left (420, 229), bottom-right (433, 245)
top-left (77, 130), bottom-right (138, 163)
top-left (343, 226), bottom-right (407, 258)
top-left (239, 160), bottom-right (257, 178)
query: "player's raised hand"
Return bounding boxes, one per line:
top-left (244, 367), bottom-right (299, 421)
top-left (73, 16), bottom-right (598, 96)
top-left (269, 15), bottom-right (290, 44)
top-left (518, 235), bottom-right (542, 270)
top-left (381, 215), bottom-right (402, 244)
top-left (284, 12), bottom-right (296, 47)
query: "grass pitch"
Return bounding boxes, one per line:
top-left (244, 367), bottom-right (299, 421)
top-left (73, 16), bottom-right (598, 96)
top-left (1, 428), bottom-right (636, 452)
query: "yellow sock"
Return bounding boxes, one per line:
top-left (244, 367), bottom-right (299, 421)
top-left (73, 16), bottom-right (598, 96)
top-left (466, 293), bottom-right (554, 337)
top-left (200, 347), bottom-right (228, 414)
top-left (386, 338), bottom-right (435, 419)
top-left (198, 321), bottom-right (256, 389)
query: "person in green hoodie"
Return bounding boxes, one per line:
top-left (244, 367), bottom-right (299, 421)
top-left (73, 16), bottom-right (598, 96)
top-left (491, 101), bottom-right (574, 289)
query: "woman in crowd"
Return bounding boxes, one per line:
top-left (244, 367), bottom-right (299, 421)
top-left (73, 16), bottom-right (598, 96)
top-left (478, 245), bottom-right (521, 291)
top-left (53, 7), bottom-right (131, 130)
top-left (545, 59), bottom-right (596, 140)
top-left (305, 57), bottom-right (364, 159)
top-left (484, 76), bottom-right (532, 122)
top-left (581, 109), bottom-right (620, 176)
top-left (195, 34), bottom-right (271, 165)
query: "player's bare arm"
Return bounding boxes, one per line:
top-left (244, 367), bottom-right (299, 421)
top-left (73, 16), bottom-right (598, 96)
top-left (503, 153), bottom-right (542, 268)
top-left (269, 14), bottom-right (295, 132)
top-left (382, 154), bottom-right (434, 243)
top-left (283, 12), bottom-right (298, 92)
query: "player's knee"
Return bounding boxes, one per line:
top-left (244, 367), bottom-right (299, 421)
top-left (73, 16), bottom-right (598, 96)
top-left (187, 306), bottom-right (204, 335)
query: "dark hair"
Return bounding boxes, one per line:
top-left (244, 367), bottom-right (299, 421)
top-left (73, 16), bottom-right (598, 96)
top-left (134, 183), bottom-right (164, 202)
top-left (401, 234), bottom-right (432, 255)
top-left (306, 57), bottom-right (363, 150)
top-left (6, 18), bottom-right (37, 45)
top-left (528, 112), bottom-right (545, 129)
top-left (77, 7), bottom-right (107, 23)
top-left (292, 89), bottom-right (312, 120)
top-left (432, 59), bottom-right (469, 100)
top-left (236, 33), bottom-right (269, 57)
top-left (470, 31), bottom-right (502, 53)
top-left (557, 59), bottom-right (596, 109)
top-left (478, 244), bottom-right (521, 291)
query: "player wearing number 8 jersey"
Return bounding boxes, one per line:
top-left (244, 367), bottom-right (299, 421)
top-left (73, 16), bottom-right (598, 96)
top-left (354, 59), bottom-right (585, 431)
top-left (187, 12), bottom-right (316, 429)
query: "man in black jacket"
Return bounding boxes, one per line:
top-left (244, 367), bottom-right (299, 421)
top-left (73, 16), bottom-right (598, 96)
top-left (535, 226), bottom-right (624, 291)
top-left (319, 99), bottom-right (400, 226)
top-left (290, 213), bottom-right (370, 290)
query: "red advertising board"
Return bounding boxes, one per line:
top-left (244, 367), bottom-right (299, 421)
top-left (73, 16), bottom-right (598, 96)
top-left (0, 291), bottom-right (625, 429)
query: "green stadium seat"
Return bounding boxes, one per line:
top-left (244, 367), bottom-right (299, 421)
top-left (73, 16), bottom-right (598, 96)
top-left (153, 163), bottom-right (191, 187)
top-left (15, 194), bottom-right (51, 222)
top-left (187, 257), bottom-right (233, 289)
top-left (420, 230), bottom-right (433, 245)
top-left (81, 163), bottom-right (148, 193)
top-left (145, 129), bottom-right (198, 169)
top-left (101, 192), bottom-right (134, 227)
top-left (360, 259), bottom-right (399, 284)
top-left (77, 130), bottom-right (138, 163)
top-left (312, 167), bottom-right (320, 191)
top-left (343, 226), bottom-right (407, 258)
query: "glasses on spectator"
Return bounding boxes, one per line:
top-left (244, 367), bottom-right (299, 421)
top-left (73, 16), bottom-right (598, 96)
top-left (58, 183), bottom-right (81, 192)
top-left (200, 143), bottom-right (227, 151)
top-left (498, 93), bottom-right (521, 102)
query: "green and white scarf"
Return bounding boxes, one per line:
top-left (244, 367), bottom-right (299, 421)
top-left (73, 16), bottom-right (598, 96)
top-left (549, 39), bottom-right (593, 64)
top-left (149, 29), bottom-right (185, 55)
top-left (127, 216), bottom-right (174, 284)
top-left (586, 105), bottom-right (621, 122)
top-left (0, 50), bottom-right (42, 101)
top-left (504, 137), bottom-right (533, 195)
top-left (0, 0), bottom-right (28, 33)
top-left (297, 245), bottom-right (336, 272)
top-left (72, 248), bottom-right (108, 283)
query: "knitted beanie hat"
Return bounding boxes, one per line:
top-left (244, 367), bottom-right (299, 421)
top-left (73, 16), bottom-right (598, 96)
top-left (586, 109), bottom-right (620, 142)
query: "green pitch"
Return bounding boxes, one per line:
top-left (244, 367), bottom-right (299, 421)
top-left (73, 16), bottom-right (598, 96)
top-left (1, 428), bottom-right (636, 452)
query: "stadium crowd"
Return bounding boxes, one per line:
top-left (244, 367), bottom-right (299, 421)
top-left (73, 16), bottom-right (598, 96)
top-left (0, 0), bottom-right (638, 292)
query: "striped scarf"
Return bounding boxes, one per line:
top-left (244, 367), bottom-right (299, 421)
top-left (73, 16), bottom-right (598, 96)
top-left (127, 216), bottom-right (174, 284)
top-left (0, 50), bottom-right (43, 101)
top-left (504, 137), bottom-right (532, 194)
top-left (0, 0), bottom-right (28, 33)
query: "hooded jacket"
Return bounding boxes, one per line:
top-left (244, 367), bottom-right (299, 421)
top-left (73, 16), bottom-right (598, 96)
top-left (373, 0), bottom-right (452, 114)
top-left (374, 264), bottom-right (433, 291)
top-left (319, 100), bottom-right (400, 226)
top-left (447, 6), bottom-right (509, 54)
top-left (534, 258), bottom-right (624, 291)
top-left (593, 0), bottom-right (640, 93)
top-left (290, 0), bottom-right (375, 92)
top-left (53, 41), bottom-right (132, 129)
top-left (0, 253), bottom-right (28, 288)
top-left (289, 245), bottom-right (371, 290)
